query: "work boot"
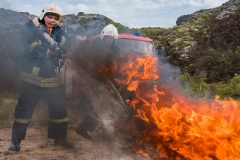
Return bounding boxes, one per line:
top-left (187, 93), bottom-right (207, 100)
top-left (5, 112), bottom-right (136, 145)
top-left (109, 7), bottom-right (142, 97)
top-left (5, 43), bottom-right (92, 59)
top-left (102, 128), bottom-right (112, 142)
top-left (75, 128), bottom-right (92, 140)
top-left (8, 140), bottom-right (21, 151)
top-left (54, 139), bottom-right (74, 149)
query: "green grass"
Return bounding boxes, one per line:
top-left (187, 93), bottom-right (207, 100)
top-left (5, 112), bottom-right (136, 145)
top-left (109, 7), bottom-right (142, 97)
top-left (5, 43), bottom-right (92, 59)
top-left (0, 92), bottom-right (17, 128)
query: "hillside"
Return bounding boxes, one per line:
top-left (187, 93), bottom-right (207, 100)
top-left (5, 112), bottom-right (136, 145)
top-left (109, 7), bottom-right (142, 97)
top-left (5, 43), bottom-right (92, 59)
top-left (139, 0), bottom-right (240, 98)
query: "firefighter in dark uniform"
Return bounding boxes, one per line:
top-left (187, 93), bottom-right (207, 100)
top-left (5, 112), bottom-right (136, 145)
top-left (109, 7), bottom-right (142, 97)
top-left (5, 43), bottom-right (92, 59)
top-left (74, 24), bottom-right (121, 140)
top-left (8, 3), bottom-right (74, 151)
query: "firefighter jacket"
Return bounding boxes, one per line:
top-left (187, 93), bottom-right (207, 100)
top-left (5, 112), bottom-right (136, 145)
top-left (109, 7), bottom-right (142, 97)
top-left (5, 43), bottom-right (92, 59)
top-left (20, 19), bottom-right (71, 88)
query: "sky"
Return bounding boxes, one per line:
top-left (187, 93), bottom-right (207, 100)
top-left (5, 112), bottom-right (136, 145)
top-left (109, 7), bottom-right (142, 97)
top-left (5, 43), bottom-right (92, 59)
top-left (0, 0), bottom-right (229, 28)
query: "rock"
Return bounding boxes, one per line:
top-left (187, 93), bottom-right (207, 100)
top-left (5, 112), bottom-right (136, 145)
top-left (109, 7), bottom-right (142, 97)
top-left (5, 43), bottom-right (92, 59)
top-left (216, 10), bottom-right (235, 19)
top-left (176, 0), bottom-right (240, 25)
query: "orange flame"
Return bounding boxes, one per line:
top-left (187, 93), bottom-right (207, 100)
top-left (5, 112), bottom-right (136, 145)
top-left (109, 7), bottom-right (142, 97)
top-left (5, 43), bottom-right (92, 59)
top-left (118, 53), bottom-right (159, 86)
top-left (117, 54), bottom-right (240, 159)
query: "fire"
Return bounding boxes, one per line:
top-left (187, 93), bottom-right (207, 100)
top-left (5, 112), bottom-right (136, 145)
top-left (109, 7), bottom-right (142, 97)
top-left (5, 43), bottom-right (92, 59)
top-left (117, 54), bottom-right (240, 159)
top-left (118, 53), bottom-right (159, 85)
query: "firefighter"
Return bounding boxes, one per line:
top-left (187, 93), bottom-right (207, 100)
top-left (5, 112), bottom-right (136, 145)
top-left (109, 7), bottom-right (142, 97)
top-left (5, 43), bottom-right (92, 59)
top-left (75, 24), bottom-right (120, 141)
top-left (8, 3), bottom-right (74, 151)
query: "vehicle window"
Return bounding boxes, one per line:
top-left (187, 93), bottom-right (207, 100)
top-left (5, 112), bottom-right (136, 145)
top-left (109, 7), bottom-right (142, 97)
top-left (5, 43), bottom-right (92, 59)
top-left (115, 39), bottom-right (154, 56)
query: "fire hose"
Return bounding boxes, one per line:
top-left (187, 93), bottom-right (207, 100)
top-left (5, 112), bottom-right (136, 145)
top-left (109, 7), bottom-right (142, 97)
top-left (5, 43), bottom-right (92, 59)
top-left (32, 17), bottom-right (61, 55)
top-left (42, 32), bottom-right (59, 51)
top-left (107, 79), bottom-right (127, 110)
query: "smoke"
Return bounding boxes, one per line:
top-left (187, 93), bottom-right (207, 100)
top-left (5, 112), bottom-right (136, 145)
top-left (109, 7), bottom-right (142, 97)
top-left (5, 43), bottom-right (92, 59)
top-left (157, 56), bottom-right (182, 86)
top-left (0, 31), bottom-right (22, 93)
top-left (0, 8), bottom-right (35, 93)
top-left (0, 0), bottom-right (11, 9)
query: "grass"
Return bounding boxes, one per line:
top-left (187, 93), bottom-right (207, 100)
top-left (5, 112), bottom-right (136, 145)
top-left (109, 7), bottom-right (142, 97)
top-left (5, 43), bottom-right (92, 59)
top-left (0, 92), bottom-right (85, 129)
top-left (0, 92), bottom-right (17, 128)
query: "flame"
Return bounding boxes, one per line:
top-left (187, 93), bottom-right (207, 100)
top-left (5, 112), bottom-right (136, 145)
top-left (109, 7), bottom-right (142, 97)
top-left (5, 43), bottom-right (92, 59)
top-left (117, 54), bottom-right (240, 159)
top-left (118, 53), bottom-right (159, 85)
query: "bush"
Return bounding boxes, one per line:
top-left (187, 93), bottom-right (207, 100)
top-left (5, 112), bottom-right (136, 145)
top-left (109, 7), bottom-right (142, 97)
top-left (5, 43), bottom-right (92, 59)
top-left (229, 75), bottom-right (240, 96)
top-left (212, 75), bottom-right (240, 98)
top-left (181, 72), bottom-right (211, 97)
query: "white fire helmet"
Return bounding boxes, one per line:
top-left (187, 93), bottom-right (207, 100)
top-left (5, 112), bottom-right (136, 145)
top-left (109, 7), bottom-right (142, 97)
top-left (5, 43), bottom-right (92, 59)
top-left (100, 24), bottom-right (118, 40)
top-left (39, 3), bottom-right (62, 21)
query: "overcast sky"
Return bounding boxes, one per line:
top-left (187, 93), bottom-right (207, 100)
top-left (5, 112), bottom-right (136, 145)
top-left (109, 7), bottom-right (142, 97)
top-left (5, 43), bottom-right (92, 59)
top-left (0, 0), bottom-right (229, 28)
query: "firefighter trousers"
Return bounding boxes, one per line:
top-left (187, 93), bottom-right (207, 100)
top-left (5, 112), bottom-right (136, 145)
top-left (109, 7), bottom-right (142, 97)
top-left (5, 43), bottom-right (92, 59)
top-left (76, 91), bottom-right (99, 133)
top-left (11, 82), bottom-right (68, 142)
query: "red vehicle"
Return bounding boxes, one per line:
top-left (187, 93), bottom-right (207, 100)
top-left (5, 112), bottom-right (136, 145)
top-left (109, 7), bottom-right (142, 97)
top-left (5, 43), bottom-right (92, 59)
top-left (116, 33), bottom-right (157, 59)
top-left (116, 33), bottom-right (159, 85)
top-left (62, 33), bottom-right (158, 98)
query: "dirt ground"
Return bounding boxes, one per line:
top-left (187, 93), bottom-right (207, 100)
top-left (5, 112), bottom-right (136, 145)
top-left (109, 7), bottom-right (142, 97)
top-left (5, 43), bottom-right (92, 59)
top-left (0, 96), bottom-right (153, 160)
top-left (0, 126), bottom-right (154, 160)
